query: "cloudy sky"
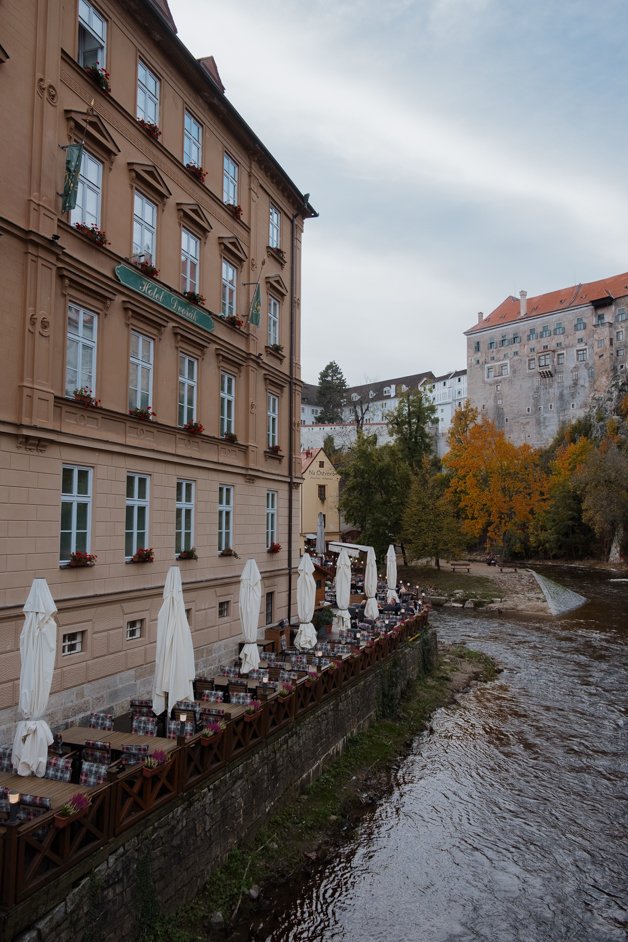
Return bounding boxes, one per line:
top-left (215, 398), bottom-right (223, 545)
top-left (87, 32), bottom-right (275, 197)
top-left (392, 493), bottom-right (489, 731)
top-left (169, 0), bottom-right (628, 386)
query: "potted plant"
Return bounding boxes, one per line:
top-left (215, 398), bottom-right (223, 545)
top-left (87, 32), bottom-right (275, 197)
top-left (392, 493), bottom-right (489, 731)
top-left (83, 63), bottom-right (111, 93)
top-left (133, 259), bottom-right (159, 278)
top-left (130, 547), bottom-right (154, 563)
top-left (219, 546), bottom-right (239, 558)
top-left (224, 202), bottom-right (243, 220)
top-left (72, 386), bottom-right (100, 408)
top-left (68, 551), bottom-right (97, 568)
top-left (136, 118), bottom-right (161, 140)
top-left (243, 699), bottom-right (262, 722)
top-left (54, 792), bottom-right (91, 828)
top-left (142, 749), bottom-right (168, 777)
top-left (268, 444), bottom-right (282, 455)
top-left (129, 405), bottom-right (156, 421)
top-left (200, 719), bottom-right (226, 744)
top-left (277, 682), bottom-right (294, 699)
top-left (269, 343), bottom-right (284, 355)
top-left (267, 542), bottom-right (281, 555)
top-left (182, 420), bottom-right (204, 435)
top-left (182, 290), bottom-right (205, 306)
top-left (177, 547), bottom-right (198, 561)
top-left (222, 431), bottom-right (238, 444)
top-left (225, 315), bottom-right (244, 329)
top-left (185, 162), bottom-right (207, 184)
top-left (74, 222), bottom-right (109, 246)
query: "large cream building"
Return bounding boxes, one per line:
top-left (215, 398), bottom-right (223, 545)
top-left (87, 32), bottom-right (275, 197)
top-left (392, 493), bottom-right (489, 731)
top-left (0, 0), bottom-right (315, 737)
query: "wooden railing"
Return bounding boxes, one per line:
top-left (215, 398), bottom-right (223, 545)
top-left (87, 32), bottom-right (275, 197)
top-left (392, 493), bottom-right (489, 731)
top-left (0, 612), bottom-right (428, 910)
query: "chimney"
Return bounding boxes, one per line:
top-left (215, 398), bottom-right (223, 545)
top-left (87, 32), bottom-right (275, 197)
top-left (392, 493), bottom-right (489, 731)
top-left (519, 290), bottom-right (527, 318)
top-left (477, 312), bottom-right (484, 323)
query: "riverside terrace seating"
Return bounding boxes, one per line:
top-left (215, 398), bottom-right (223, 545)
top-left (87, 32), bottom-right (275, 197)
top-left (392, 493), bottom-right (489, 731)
top-left (0, 744), bottom-right (13, 772)
top-left (131, 715), bottom-right (157, 736)
top-left (88, 711), bottom-right (114, 730)
top-left (43, 754), bottom-right (73, 782)
top-left (166, 719), bottom-right (195, 739)
top-left (79, 759), bottom-right (108, 786)
top-left (200, 690), bottom-right (224, 704)
top-left (83, 740), bottom-right (112, 766)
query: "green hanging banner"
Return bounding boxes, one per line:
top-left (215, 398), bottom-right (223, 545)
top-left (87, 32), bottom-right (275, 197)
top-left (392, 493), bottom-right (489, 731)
top-left (114, 264), bottom-right (215, 333)
top-left (62, 144), bottom-right (84, 213)
top-left (248, 283), bottom-right (261, 326)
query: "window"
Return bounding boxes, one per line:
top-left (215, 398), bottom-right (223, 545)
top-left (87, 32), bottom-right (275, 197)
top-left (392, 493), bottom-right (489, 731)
top-left (70, 150), bottom-right (102, 228)
top-left (618, 309), bottom-right (627, 322)
top-left (66, 303), bottom-right (97, 396)
top-left (553, 323), bottom-right (565, 335)
top-left (486, 367), bottom-right (494, 379)
top-left (180, 229), bottom-right (200, 294)
top-left (221, 258), bottom-right (236, 317)
top-left (220, 372), bottom-right (235, 436)
top-left (269, 204), bottom-right (280, 248)
top-left (527, 328), bottom-right (537, 340)
top-left (78, 0), bottom-right (106, 68)
top-left (266, 490), bottom-right (277, 548)
top-left (540, 326), bottom-right (551, 338)
top-left (218, 600), bottom-right (230, 618)
top-left (488, 340), bottom-right (496, 350)
top-left (129, 330), bottom-right (153, 411)
top-left (576, 348), bottom-right (588, 362)
top-left (133, 191), bottom-right (157, 264)
top-left (597, 338), bottom-right (605, 349)
top-left (62, 631), bottom-right (85, 656)
top-left (178, 354), bottom-right (198, 426)
top-left (125, 473), bottom-right (149, 558)
top-left (318, 461), bottom-right (325, 468)
top-left (318, 485), bottom-right (326, 502)
top-left (223, 153), bottom-right (238, 205)
top-left (574, 317), bottom-right (586, 331)
top-left (267, 393), bottom-right (278, 448)
top-left (595, 312), bottom-right (605, 326)
top-left (617, 330), bottom-right (625, 342)
top-left (126, 619), bottom-right (143, 641)
top-left (218, 484), bottom-right (233, 552)
top-left (556, 352), bottom-right (565, 365)
top-left (473, 340), bottom-right (480, 353)
top-left (500, 336), bottom-right (508, 347)
top-left (268, 295), bottom-right (280, 347)
top-left (538, 354), bottom-right (551, 368)
top-left (183, 110), bottom-right (202, 167)
top-left (176, 479), bottom-right (195, 555)
top-left (60, 465), bottom-right (92, 561)
top-left (265, 592), bottom-right (274, 626)
top-left (137, 60), bottom-right (159, 124)
top-left (512, 334), bottom-right (520, 344)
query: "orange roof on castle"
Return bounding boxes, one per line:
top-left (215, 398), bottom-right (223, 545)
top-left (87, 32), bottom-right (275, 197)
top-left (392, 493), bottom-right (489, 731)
top-left (466, 272), bottom-right (628, 334)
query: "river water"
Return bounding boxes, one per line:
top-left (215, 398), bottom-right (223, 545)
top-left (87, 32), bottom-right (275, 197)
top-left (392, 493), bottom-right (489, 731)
top-left (250, 568), bottom-right (627, 941)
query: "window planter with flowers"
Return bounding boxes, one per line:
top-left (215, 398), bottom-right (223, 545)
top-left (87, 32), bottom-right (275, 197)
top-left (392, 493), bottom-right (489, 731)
top-left (268, 343), bottom-right (284, 356)
top-left (83, 63), bottom-right (111, 94)
top-left (200, 719), bottom-right (226, 744)
top-left (267, 444), bottom-right (282, 456)
top-left (133, 259), bottom-right (159, 278)
top-left (130, 547), bottom-right (154, 564)
top-left (182, 420), bottom-right (204, 435)
top-left (224, 202), bottom-right (243, 220)
top-left (267, 542), bottom-right (281, 555)
top-left (222, 432), bottom-right (238, 444)
top-left (277, 682), bottom-right (294, 699)
top-left (66, 551), bottom-right (97, 569)
top-left (243, 699), bottom-right (262, 722)
top-left (224, 315), bottom-right (244, 329)
top-left (74, 222), bottom-right (109, 247)
top-left (185, 163), bottom-right (207, 184)
top-left (219, 547), bottom-right (239, 558)
top-left (72, 386), bottom-right (100, 408)
top-left (54, 792), bottom-right (91, 828)
top-left (136, 118), bottom-right (161, 140)
top-left (129, 405), bottom-right (156, 421)
top-left (177, 547), bottom-right (198, 561)
top-left (182, 290), bottom-right (205, 306)
top-left (142, 749), bottom-right (169, 778)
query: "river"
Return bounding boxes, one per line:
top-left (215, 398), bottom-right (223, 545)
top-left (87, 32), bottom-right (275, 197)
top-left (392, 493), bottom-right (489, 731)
top-left (250, 568), bottom-right (628, 941)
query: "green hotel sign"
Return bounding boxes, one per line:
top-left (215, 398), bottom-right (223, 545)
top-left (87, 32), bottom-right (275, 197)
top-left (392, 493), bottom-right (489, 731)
top-left (114, 264), bottom-right (215, 333)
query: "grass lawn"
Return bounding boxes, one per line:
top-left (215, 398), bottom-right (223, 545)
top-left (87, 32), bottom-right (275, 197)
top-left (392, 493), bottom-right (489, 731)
top-left (399, 564), bottom-right (501, 600)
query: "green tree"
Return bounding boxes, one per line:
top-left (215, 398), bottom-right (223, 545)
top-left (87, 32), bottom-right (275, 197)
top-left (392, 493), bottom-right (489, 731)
top-left (386, 389), bottom-right (437, 473)
top-left (403, 465), bottom-right (464, 568)
top-left (317, 361), bottom-right (347, 423)
top-left (574, 443), bottom-right (628, 562)
top-left (339, 434), bottom-right (411, 559)
top-left (322, 434), bottom-right (345, 469)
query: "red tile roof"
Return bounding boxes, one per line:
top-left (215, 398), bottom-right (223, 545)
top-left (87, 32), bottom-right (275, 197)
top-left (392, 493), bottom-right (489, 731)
top-left (466, 272), bottom-right (628, 334)
top-left (301, 448), bottom-right (323, 473)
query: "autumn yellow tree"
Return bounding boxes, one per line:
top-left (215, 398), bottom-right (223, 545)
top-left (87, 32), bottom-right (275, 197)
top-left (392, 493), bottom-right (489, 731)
top-left (443, 409), bottom-right (548, 559)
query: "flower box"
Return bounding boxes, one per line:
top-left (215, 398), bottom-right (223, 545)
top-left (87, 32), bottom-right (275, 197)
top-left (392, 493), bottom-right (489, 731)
top-left (224, 202), bottom-right (243, 220)
top-left (222, 432), bottom-right (238, 444)
top-left (185, 163), bottom-right (207, 184)
top-left (182, 291), bottom-right (205, 306)
top-left (133, 260), bottom-right (159, 278)
top-left (268, 343), bottom-right (284, 355)
top-left (137, 118), bottom-right (161, 140)
top-left (142, 749), bottom-right (168, 776)
top-left (54, 792), bottom-right (90, 827)
top-left (130, 547), bottom-right (154, 563)
top-left (74, 222), bottom-right (109, 246)
top-left (129, 406), bottom-right (156, 421)
top-left (224, 315), bottom-right (244, 329)
top-left (219, 547), bottom-right (239, 558)
top-left (72, 386), bottom-right (100, 408)
top-left (68, 551), bottom-right (97, 568)
top-left (267, 445), bottom-right (282, 456)
top-left (177, 548), bottom-right (198, 561)
top-left (182, 421), bottom-right (204, 435)
top-left (83, 64), bottom-right (111, 94)
top-left (267, 542), bottom-right (281, 555)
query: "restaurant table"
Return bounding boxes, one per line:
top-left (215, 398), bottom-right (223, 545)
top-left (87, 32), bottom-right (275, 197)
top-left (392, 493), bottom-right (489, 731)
top-left (0, 770), bottom-right (99, 810)
top-left (58, 727), bottom-right (177, 755)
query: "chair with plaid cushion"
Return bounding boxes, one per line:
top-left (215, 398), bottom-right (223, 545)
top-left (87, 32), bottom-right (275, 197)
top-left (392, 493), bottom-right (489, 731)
top-left (172, 700), bottom-right (198, 722)
top-left (220, 666), bottom-right (240, 678)
top-left (83, 740), bottom-right (111, 765)
top-left (130, 698), bottom-right (154, 717)
top-left (88, 711), bottom-right (114, 731)
top-left (166, 719), bottom-right (195, 739)
top-left (79, 760), bottom-right (108, 786)
top-left (44, 755), bottom-right (73, 782)
top-left (279, 670), bottom-right (297, 683)
top-left (131, 715), bottom-right (157, 736)
top-left (229, 691), bottom-right (252, 706)
top-left (247, 668), bottom-right (264, 680)
top-left (120, 743), bottom-right (149, 767)
top-left (0, 744), bottom-right (13, 772)
top-left (199, 707), bottom-right (226, 727)
top-left (201, 690), bottom-right (224, 703)
top-left (18, 794), bottom-right (53, 822)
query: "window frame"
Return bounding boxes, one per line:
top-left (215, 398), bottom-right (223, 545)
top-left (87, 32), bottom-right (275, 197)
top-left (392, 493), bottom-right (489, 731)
top-left (65, 303), bottom-right (98, 397)
top-left (576, 348), bottom-right (588, 362)
top-left (220, 371), bottom-right (236, 437)
top-left (70, 149), bottom-right (103, 229)
top-left (180, 227), bottom-right (200, 294)
top-left (268, 294), bottom-right (280, 347)
top-left (183, 110), bottom-right (202, 167)
top-left (269, 204), bottom-right (280, 248)
top-left (136, 59), bottom-right (160, 125)
top-left (133, 190), bottom-right (157, 265)
top-left (125, 472), bottom-right (150, 558)
top-left (178, 352), bottom-right (198, 426)
top-left (176, 479), bottom-right (195, 555)
top-left (128, 329), bottom-right (154, 412)
top-left (60, 465), bottom-right (93, 562)
top-left (223, 153), bottom-right (238, 205)
top-left (221, 258), bottom-right (237, 318)
top-left (266, 490), bottom-right (277, 548)
top-left (218, 484), bottom-right (234, 552)
top-left (267, 392), bottom-right (279, 448)
top-left (78, 0), bottom-right (107, 69)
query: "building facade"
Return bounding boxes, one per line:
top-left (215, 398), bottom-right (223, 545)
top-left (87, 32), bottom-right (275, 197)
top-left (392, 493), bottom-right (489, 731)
top-left (300, 448), bottom-right (341, 551)
top-left (0, 0), bottom-right (315, 737)
top-left (465, 275), bottom-right (628, 447)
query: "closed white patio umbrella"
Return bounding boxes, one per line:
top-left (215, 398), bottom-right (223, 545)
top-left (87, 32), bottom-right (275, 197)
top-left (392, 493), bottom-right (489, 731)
top-left (239, 558), bottom-right (261, 674)
top-left (334, 548), bottom-right (352, 632)
top-left (364, 547), bottom-right (379, 621)
top-left (386, 544), bottom-right (400, 605)
top-left (153, 566), bottom-right (195, 715)
top-left (316, 511), bottom-right (326, 558)
top-left (294, 554), bottom-right (317, 650)
top-left (12, 579), bottom-right (57, 777)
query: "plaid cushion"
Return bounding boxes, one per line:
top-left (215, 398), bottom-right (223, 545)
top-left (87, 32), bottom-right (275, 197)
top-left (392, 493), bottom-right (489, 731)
top-left (166, 719), bottom-right (195, 739)
top-left (0, 786), bottom-right (8, 800)
top-left (130, 699), bottom-right (154, 717)
top-left (17, 794), bottom-right (52, 823)
top-left (279, 670), bottom-right (297, 682)
top-left (247, 669), bottom-right (264, 680)
top-left (88, 712), bottom-right (113, 730)
top-left (220, 666), bottom-right (240, 678)
top-left (230, 691), bottom-right (251, 705)
top-left (83, 740), bottom-right (111, 764)
top-left (79, 760), bottom-right (107, 786)
top-left (201, 690), bottom-right (224, 703)
top-left (131, 715), bottom-right (157, 736)
top-left (174, 699), bottom-right (197, 712)
top-left (199, 708), bottom-right (225, 723)
top-left (120, 743), bottom-right (149, 766)
top-left (44, 755), bottom-right (73, 782)
top-left (0, 745), bottom-right (12, 772)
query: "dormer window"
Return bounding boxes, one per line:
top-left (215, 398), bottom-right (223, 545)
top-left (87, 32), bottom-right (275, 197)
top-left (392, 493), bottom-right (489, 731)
top-left (78, 0), bottom-right (106, 69)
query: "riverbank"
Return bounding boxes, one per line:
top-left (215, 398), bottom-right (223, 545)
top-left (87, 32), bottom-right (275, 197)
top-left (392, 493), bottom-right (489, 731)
top-left (142, 644), bottom-right (498, 942)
